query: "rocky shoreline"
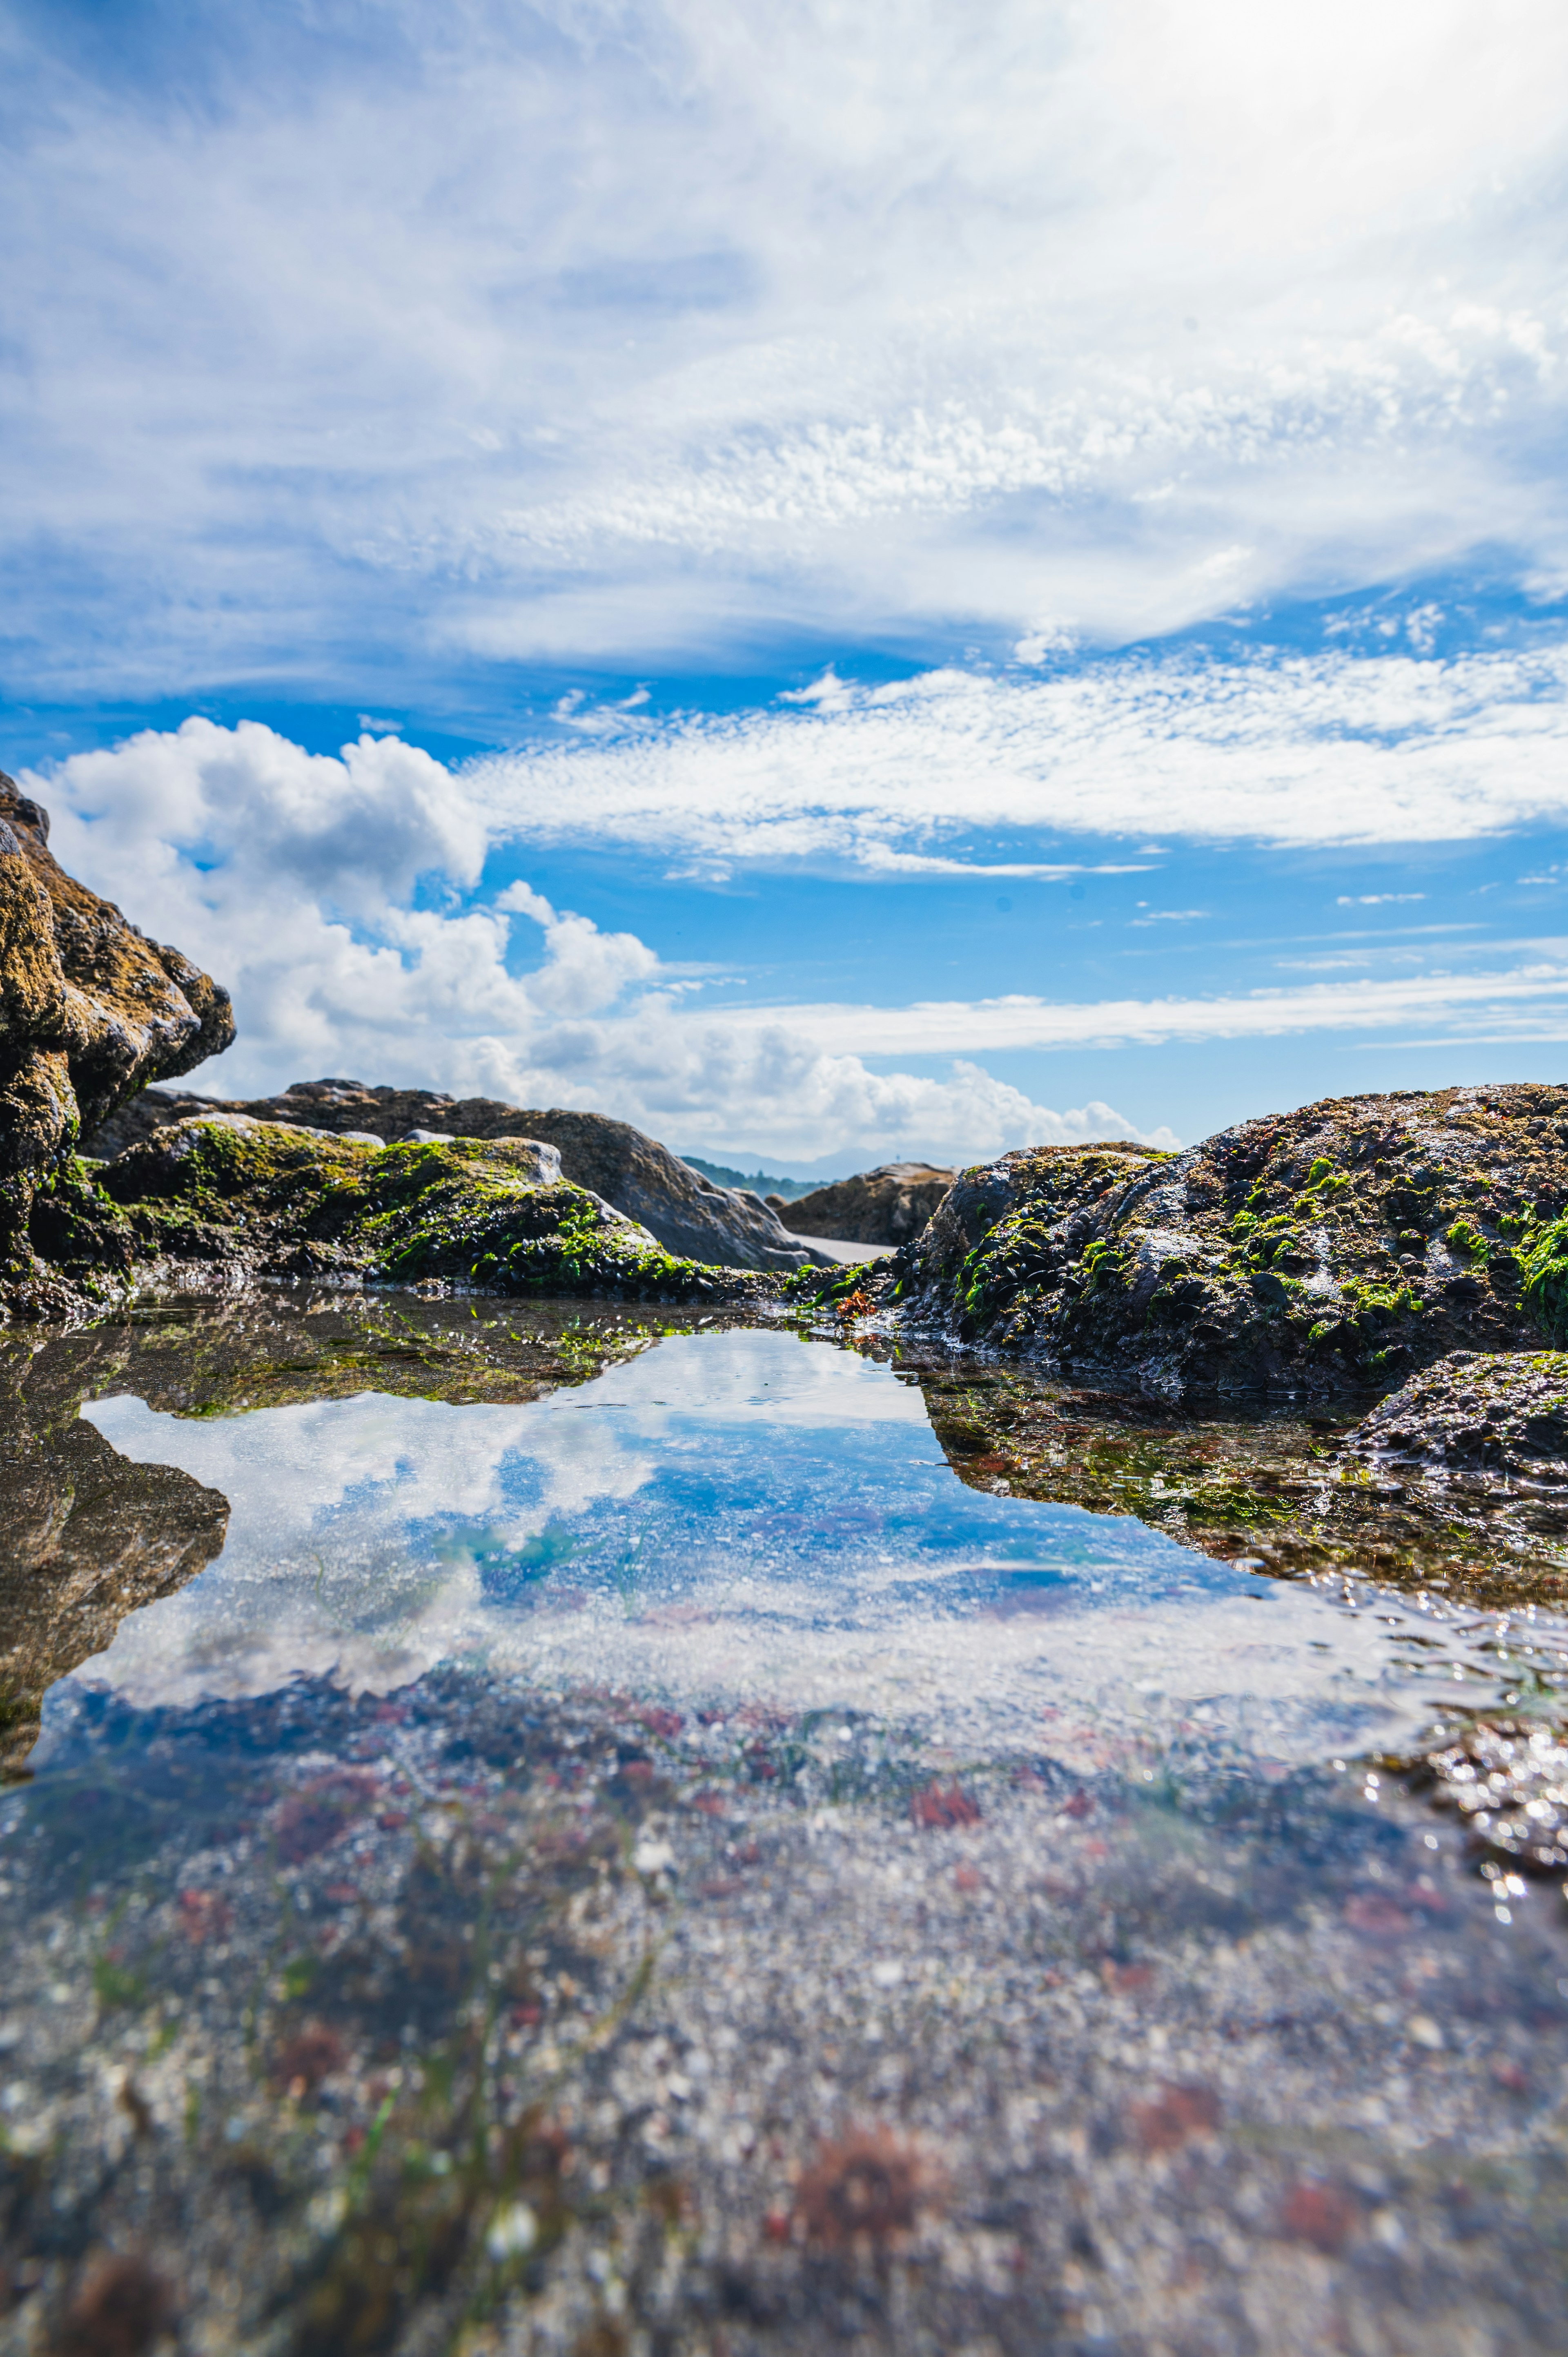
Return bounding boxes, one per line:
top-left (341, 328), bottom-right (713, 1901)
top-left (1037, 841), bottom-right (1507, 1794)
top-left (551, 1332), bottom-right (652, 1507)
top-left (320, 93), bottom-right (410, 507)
top-left (10, 760), bottom-right (1568, 1616)
top-left (859, 1084), bottom-right (1568, 1395)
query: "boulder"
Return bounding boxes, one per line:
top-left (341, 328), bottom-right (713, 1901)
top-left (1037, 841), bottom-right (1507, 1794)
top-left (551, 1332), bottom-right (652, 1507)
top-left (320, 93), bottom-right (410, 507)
top-left (0, 774), bottom-right (234, 1311)
top-left (871, 1084), bottom-right (1568, 1396)
top-left (87, 1079), bottom-right (833, 1271)
top-left (1345, 1348), bottom-right (1568, 1482)
top-left (778, 1162), bottom-right (956, 1245)
top-left (92, 1120), bottom-right (770, 1305)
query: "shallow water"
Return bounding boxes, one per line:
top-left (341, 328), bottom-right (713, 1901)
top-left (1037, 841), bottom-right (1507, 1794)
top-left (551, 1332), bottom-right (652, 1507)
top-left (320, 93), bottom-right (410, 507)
top-left (63, 1327), bottom-right (1550, 1761)
top-left (4, 1302), bottom-right (1568, 2355)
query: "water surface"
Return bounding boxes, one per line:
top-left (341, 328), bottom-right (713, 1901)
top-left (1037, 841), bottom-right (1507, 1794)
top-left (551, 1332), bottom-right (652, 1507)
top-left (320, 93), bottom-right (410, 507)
top-left (3, 1301), bottom-right (1567, 2357)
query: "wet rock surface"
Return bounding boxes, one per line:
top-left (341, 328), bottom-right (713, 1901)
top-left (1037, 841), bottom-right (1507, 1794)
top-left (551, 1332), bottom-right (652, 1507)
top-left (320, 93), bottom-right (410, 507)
top-left (774, 1162), bottom-right (955, 1245)
top-left (866, 1084), bottom-right (1568, 1398)
top-left (1410, 1716), bottom-right (1568, 1875)
top-left (88, 1080), bottom-right (830, 1273)
top-left (0, 777), bottom-right (233, 1316)
top-left (1348, 1347), bottom-right (1568, 1478)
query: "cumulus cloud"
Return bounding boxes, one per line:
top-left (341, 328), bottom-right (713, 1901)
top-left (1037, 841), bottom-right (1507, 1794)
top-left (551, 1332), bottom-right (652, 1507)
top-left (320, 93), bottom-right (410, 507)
top-left (3, 0), bottom-right (1568, 688)
top-left (32, 710), bottom-right (1568, 1164)
top-left (26, 721), bottom-right (1179, 1161)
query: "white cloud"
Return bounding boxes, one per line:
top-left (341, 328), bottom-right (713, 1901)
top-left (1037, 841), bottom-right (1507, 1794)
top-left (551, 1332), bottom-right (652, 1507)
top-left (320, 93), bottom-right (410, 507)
top-left (465, 643), bottom-right (1568, 866)
top-left (26, 722), bottom-right (1176, 1162)
top-left (33, 707), bottom-right (1568, 1162)
top-left (3, 0), bottom-right (1568, 686)
top-left (730, 967), bottom-right (1568, 1055)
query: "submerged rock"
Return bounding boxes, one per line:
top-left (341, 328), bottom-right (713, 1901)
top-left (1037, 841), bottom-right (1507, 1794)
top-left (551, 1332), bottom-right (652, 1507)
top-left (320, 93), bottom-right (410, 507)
top-left (89, 1079), bottom-right (829, 1272)
top-left (871, 1085), bottom-right (1568, 1397)
top-left (775, 1160), bottom-right (956, 1244)
top-left (1412, 1717), bottom-right (1568, 1875)
top-left (0, 775), bottom-right (234, 1311)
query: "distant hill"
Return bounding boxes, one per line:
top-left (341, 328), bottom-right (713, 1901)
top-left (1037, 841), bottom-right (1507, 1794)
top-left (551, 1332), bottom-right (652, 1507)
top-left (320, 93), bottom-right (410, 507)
top-left (682, 1155), bottom-right (817, 1201)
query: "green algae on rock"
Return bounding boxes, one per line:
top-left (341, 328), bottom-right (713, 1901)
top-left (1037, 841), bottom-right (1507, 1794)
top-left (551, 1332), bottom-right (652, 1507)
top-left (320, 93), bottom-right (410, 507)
top-left (5, 1117), bottom-right (783, 1323)
top-left (872, 1085), bottom-right (1568, 1398)
top-left (89, 1078), bottom-right (832, 1272)
top-left (114, 1120), bottom-right (775, 1302)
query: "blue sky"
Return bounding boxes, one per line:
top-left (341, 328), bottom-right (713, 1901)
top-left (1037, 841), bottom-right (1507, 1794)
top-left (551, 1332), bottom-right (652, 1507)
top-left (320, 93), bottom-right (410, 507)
top-left (4, 0), bottom-right (1568, 1170)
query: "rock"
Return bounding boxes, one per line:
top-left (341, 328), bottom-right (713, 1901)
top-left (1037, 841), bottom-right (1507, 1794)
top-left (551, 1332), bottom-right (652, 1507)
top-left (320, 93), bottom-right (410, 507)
top-left (0, 774), bottom-right (234, 1313)
top-left (779, 1162), bottom-right (956, 1244)
top-left (1345, 1349), bottom-right (1568, 1481)
top-left (90, 1121), bottom-right (775, 1306)
top-left (88, 1080), bottom-right (832, 1271)
top-left (862, 1085), bottom-right (1568, 1396)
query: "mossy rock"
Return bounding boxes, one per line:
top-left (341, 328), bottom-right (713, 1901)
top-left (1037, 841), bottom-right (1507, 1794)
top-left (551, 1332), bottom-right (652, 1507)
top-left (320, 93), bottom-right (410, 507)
top-left (4, 1120), bottom-right (781, 1323)
top-left (867, 1085), bottom-right (1568, 1398)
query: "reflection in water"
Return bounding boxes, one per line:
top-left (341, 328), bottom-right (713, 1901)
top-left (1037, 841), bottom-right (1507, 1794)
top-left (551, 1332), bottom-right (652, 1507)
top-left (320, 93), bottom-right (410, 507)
top-left (63, 1328), bottom-right (1546, 1764)
top-left (0, 1291), bottom-right (669, 1769)
top-left (0, 1334), bottom-right (228, 1773)
top-left (919, 1360), bottom-right (1568, 1607)
top-left (3, 1303), bottom-right (1568, 2354)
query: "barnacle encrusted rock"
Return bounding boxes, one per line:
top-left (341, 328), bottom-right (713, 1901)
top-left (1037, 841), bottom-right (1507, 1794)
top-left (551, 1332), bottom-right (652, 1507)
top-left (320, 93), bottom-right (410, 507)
top-left (85, 1119), bottom-right (774, 1305)
top-left (0, 772), bottom-right (234, 1313)
top-left (867, 1085), bottom-right (1568, 1396)
top-left (88, 1078), bottom-right (830, 1272)
top-left (774, 1161), bottom-right (956, 1245)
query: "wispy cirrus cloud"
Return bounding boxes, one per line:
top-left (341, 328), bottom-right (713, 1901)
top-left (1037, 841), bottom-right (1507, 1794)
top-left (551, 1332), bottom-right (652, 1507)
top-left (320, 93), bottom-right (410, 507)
top-left (2, 0), bottom-right (1568, 691)
top-left (722, 966), bottom-right (1568, 1058)
top-left (468, 642), bottom-right (1568, 869)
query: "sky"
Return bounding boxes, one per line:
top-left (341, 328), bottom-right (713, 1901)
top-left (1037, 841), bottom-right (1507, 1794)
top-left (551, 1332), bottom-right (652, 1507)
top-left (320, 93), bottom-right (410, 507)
top-left (4, 0), bottom-right (1568, 1172)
